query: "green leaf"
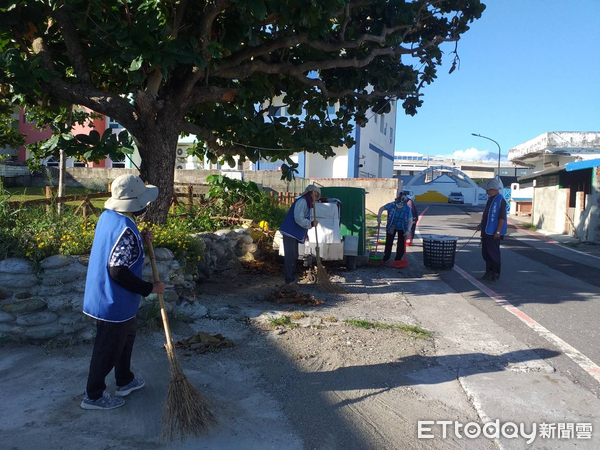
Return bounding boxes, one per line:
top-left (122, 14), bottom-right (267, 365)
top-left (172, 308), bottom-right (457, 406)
top-left (88, 130), bottom-right (101, 144)
top-left (76, 133), bottom-right (96, 145)
top-left (101, 128), bottom-right (113, 142)
top-left (248, 0), bottom-right (267, 19)
top-left (40, 135), bottom-right (59, 152)
top-left (129, 56), bottom-right (143, 72)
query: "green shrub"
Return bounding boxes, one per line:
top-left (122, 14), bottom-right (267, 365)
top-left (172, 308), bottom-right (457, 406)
top-left (245, 194), bottom-right (288, 229)
top-left (139, 218), bottom-right (204, 272)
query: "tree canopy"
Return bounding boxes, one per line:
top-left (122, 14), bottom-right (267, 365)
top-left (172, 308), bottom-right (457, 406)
top-left (0, 0), bottom-right (485, 221)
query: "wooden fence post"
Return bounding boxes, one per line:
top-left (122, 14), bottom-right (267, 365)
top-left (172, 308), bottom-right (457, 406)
top-left (45, 186), bottom-right (57, 214)
top-left (187, 184), bottom-right (193, 213)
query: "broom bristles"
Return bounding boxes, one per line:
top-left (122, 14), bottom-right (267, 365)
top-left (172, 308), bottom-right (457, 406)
top-left (163, 352), bottom-right (217, 441)
top-left (316, 261), bottom-right (346, 293)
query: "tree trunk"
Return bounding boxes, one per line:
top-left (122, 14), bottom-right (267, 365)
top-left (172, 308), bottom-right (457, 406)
top-left (136, 127), bottom-right (179, 223)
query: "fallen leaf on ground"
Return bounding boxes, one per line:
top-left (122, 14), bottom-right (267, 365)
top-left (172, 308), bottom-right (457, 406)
top-left (265, 289), bottom-right (324, 306)
top-left (175, 332), bottom-right (234, 354)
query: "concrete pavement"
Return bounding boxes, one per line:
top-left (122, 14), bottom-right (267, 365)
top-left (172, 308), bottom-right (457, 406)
top-left (1, 207), bottom-right (599, 449)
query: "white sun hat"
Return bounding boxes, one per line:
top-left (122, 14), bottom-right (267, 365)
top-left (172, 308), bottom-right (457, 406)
top-left (104, 174), bottom-right (158, 213)
top-left (481, 178), bottom-right (500, 191)
top-left (302, 184), bottom-right (321, 197)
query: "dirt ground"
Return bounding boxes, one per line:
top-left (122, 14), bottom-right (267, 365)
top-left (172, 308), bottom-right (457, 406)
top-left (0, 263), bottom-right (491, 450)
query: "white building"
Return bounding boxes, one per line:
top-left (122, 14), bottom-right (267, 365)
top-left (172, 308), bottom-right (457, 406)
top-left (508, 132), bottom-right (600, 171)
top-left (248, 96), bottom-right (397, 179)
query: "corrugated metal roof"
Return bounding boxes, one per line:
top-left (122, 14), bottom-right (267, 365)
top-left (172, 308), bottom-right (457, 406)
top-left (565, 158), bottom-right (600, 172)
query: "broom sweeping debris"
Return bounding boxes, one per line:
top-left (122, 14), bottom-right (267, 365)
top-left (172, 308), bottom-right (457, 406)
top-left (368, 224), bottom-right (384, 266)
top-left (311, 193), bottom-right (346, 293)
top-left (147, 242), bottom-right (216, 441)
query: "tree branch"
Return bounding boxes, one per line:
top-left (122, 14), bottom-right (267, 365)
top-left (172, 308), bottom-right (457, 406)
top-left (53, 7), bottom-right (92, 84)
top-left (185, 85), bottom-right (238, 108)
top-left (214, 45), bottom-right (405, 79)
top-left (292, 74), bottom-right (415, 100)
top-left (31, 34), bottom-right (139, 132)
top-left (215, 28), bottom-right (455, 80)
top-left (178, 0), bottom-right (230, 99)
top-left (181, 121), bottom-right (248, 157)
top-left (171, 0), bottom-right (189, 39)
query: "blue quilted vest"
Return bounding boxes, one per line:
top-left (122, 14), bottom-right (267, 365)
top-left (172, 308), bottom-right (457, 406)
top-left (83, 210), bottom-right (145, 322)
top-left (385, 202), bottom-right (412, 233)
top-left (280, 196), bottom-right (311, 242)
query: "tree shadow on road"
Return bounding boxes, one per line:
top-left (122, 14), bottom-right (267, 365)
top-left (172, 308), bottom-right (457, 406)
top-left (298, 348), bottom-right (560, 409)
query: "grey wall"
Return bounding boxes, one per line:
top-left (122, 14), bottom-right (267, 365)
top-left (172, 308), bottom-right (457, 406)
top-left (309, 177), bottom-right (399, 215)
top-left (533, 186), bottom-right (569, 234)
top-left (25, 167), bottom-right (399, 218)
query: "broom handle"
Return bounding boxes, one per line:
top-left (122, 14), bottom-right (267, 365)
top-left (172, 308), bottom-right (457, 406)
top-left (146, 240), bottom-right (175, 353)
top-left (375, 224), bottom-right (380, 253)
top-left (311, 193), bottom-right (323, 265)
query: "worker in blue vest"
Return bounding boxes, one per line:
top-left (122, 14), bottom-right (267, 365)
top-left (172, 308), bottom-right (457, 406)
top-left (377, 193), bottom-right (413, 263)
top-left (476, 178), bottom-right (507, 284)
top-left (279, 185), bottom-right (320, 288)
top-left (81, 174), bottom-right (165, 410)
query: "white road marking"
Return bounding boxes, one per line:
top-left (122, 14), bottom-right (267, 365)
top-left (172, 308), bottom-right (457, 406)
top-left (453, 264), bottom-right (600, 385)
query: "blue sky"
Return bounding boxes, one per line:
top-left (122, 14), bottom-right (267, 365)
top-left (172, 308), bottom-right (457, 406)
top-left (395, 0), bottom-right (600, 161)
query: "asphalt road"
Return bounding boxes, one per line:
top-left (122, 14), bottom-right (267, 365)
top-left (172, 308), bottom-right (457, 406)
top-left (412, 203), bottom-right (600, 397)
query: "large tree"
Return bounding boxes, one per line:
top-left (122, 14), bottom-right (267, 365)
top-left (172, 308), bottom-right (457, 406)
top-left (0, 0), bottom-right (485, 222)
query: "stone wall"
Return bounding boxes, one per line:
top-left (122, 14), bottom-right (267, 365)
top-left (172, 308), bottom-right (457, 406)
top-left (0, 228), bottom-right (257, 343)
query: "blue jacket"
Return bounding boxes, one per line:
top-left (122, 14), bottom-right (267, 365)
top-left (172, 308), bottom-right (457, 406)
top-left (280, 196), bottom-right (311, 242)
top-left (383, 202), bottom-right (412, 233)
top-left (482, 194), bottom-right (508, 236)
top-left (83, 210), bottom-right (145, 322)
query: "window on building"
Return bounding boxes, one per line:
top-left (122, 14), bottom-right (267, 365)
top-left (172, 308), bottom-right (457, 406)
top-left (374, 115), bottom-right (378, 124)
top-left (111, 155), bottom-right (126, 168)
top-left (73, 160), bottom-right (87, 167)
top-left (380, 116), bottom-right (385, 134)
top-left (268, 106), bottom-right (285, 117)
top-left (107, 117), bottom-right (121, 129)
top-left (46, 156), bottom-right (59, 167)
top-left (389, 127), bottom-right (393, 144)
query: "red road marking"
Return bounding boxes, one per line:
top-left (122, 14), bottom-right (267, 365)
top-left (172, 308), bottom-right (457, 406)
top-left (509, 220), bottom-right (558, 244)
top-left (416, 206), bottom-right (428, 227)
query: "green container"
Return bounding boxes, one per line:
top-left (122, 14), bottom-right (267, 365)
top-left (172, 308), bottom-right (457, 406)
top-left (320, 187), bottom-right (366, 256)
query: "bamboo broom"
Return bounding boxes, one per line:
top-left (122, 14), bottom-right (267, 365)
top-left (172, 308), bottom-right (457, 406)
top-left (311, 192), bottom-right (346, 293)
top-left (147, 241), bottom-right (216, 440)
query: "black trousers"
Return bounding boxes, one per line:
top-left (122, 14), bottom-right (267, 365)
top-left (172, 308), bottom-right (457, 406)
top-left (410, 222), bottom-right (417, 240)
top-left (481, 235), bottom-right (501, 276)
top-left (383, 230), bottom-right (405, 261)
top-left (86, 317), bottom-right (137, 400)
top-left (283, 234), bottom-right (300, 284)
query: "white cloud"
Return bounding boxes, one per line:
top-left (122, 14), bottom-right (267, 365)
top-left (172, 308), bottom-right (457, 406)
top-left (449, 147), bottom-right (498, 162)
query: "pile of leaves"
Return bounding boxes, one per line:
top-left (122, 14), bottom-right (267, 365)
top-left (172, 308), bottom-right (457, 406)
top-left (265, 289), bottom-right (323, 306)
top-left (241, 258), bottom-right (281, 276)
top-left (175, 332), bottom-right (234, 355)
top-left (241, 229), bottom-right (282, 275)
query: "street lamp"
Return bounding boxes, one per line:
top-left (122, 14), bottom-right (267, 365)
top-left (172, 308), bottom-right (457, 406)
top-left (471, 133), bottom-right (501, 180)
